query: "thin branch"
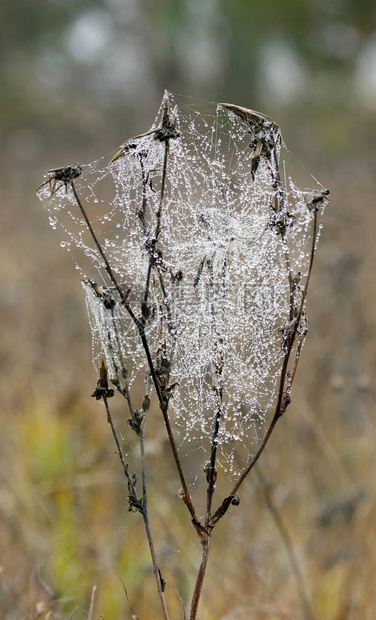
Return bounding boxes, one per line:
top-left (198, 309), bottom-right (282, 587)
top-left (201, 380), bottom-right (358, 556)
top-left (71, 181), bottom-right (131, 309)
top-left (283, 242), bottom-right (295, 321)
top-left (155, 141), bottom-right (170, 241)
top-left (289, 209), bottom-right (318, 387)
top-left (101, 395), bottom-right (139, 499)
top-left (119, 577), bottom-right (139, 620)
top-left (205, 404), bottom-right (221, 526)
top-left (140, 330), bottom-right (200, 529)
top-left (210, 207), bottom-right (321, 527)
top-left (101, 394), bottom-right (169, 619)
top-left (140, 421), bottom-right (170, 620)
top-left (105, 305), bottom-right (138, 425)
top-left (143, 261), bottom-right (153, 306)
top-left (205, 258), bottom-right (222, 523)
top-left (209, 337), bottom-right (290, 527)
top-left (189, 538), bottom-right (211, 620)
top-left (175, 590), bottom-right (187, 620)
top-left (99, 333), bottom-right (168, 614)
top-left (139, 153), bottom-right (149, 236)
top-left (136, 133), bottom-right (200, 530)
top-left (72, 178), bottom-right (198, 529)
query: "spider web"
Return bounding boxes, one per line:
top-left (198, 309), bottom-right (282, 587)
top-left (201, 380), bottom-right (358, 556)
top-left (37, 92), bottom-right (326, 475)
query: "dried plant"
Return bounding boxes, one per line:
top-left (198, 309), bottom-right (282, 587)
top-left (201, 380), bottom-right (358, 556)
top-left (37, 90), bottom-right (328, 619)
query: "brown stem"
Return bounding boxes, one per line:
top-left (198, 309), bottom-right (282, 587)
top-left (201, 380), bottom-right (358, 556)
top-left (209, 278), bottom-right (293, 526)
top-left (176, 590), bottom-right (187, 620)
top-left (289, 209), bottom-right (318, 388)
top-left (119, 578), bottom-right (139, 619)
top-left (283, 243), bottom-right (295, 321)
top-left (71, 181), bottom-right (129, 308)
top-left (72, 181), bottom-right (143, 357)
top-left (107, 308), bottom-right (139, 426)
top-left (102, 395), bottom-right (133, 481)
top-left (210, 404), bottom-right (282, 527)
top-left (210, 308), bottom-right (299, 526)
top-left (103, 395), bottom-right (169, 620)
top-left (210, 208), bottom-right (320, 527)
top-left (155, 141), bottom-right (169, 241)
top-left (143, 261), bottom-right (153, 306)
top-left (296, 211), bottom-right (318, 331)
top-left (205, 405), bottom-right (221, 526)
top-left (189, 536), bottom-right (211, 620)
top-left (141, 327), bottom-right (198, 524)
top-left (137, 140), bottom-right (200, 530)
top-left (140, 426), bottom-right (170, 620)
top-left (139, 154), bottom-right (149, 238)
top-left (204, 257), bottom-right (225, 524)
top-left (72, 180), bottom-right (197, 525)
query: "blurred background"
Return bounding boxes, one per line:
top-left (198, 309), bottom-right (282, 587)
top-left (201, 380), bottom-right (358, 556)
top-left (1, 0), bottom-right (376, 618)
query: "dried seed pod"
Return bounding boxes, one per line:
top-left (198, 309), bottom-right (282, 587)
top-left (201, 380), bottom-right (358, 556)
top-left (37, 164), bottom-right (82, 197)
top-left (304, 189), bottom-right (330, 211)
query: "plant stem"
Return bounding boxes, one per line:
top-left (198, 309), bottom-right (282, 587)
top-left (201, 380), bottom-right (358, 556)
top-left (102, 395), bottom-right (132, 481)
top-left (155, 141), bottom-right (169, 237)
top-left (137, 138), bottom-right (200, 529)
top-left (204, 253), bottom-right (225, 525)
top-left (141, 328), bottom-right (199, 525)
top-left (289, 210), bottom-right (318, 387)
top-left (209, 342), bottom-right (289, 527)
top-left (103, 395), bottom-right (169, 620)
top-left (71, 181), bottom-right (129, 307)
top-left (210, 208), bottom-right (320, 527)
top-left (205, 405), bottom-right (221, 526)
top-left (189, 536), bottom-right (211, 620)
top-left (71, 179), bottom-right (198, 529)
top-left (140, 426), bottom-right (170, 620)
